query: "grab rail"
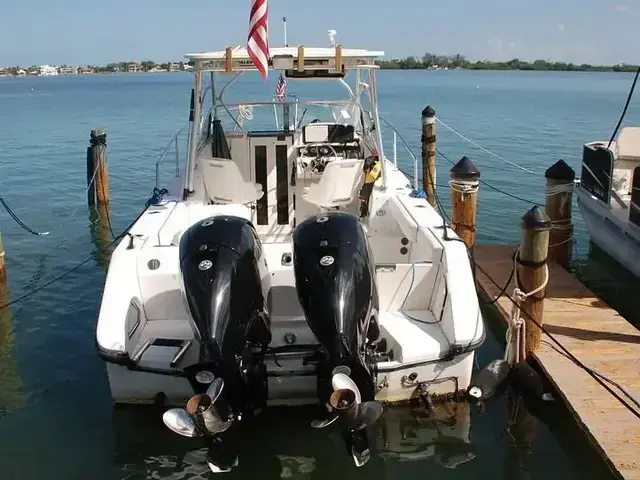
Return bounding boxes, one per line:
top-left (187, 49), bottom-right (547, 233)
top-left (380, 117), bottom-right (419, 190)
top-left (155, 124), bottom-right (187, 190)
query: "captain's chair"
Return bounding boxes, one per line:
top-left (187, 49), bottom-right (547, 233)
top-left (304, 159), bottom-right (364, 209)
top-left (197, 156), bottom-right (263, 205)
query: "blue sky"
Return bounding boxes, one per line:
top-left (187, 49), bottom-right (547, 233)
top-left (1, 0), bottom-right (638, 66)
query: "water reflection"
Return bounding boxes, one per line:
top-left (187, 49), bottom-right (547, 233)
top-left (503, 392), bottom-right (539, 480)
top-left (89, 203), bottom-right (114, 271)
top-left (0, 269), bottom-right (26, 416)
top-left (112, 400), bottom-right (475, 479)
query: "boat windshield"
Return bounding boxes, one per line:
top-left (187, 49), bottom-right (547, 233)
top-left (200, 70), bottom-right (373, 135)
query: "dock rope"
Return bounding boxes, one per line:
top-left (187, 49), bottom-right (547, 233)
top-left (435, 117), bottom-right (536, 175)
top-left (504, 247), bottom-right (549, 366)
top-left (448, 178), bottom-right (480, 195)
top-left (0, 192), bottom-right (156, 311)
top-left (435, 147), bottom-right (539, 205)
top-left (0, 195), bottom-right (50, 236)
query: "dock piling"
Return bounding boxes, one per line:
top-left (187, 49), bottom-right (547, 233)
top-left (544, 159), bottom-right (575, 269)
top-left (87, 129), bottom-right (109, 206)
top-left (518, 206), bottom-right (551, 357)
top-left (421, 106), bottom-right (437, 208)
top-left (449, 156), bottom-right (480, 250)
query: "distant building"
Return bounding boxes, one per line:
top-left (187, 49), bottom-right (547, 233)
top-left (127, 62), bottom-right (142, 73)
top-left (169, 63), bottom-right (182, 72)
top-left (59, 66), bottom-right (78, 75)
top-left (16, 69), bottom-right (27, 76)
top-left (78, 67), bottom-right (95, 74)
top-left (39, 65), bottom-right (59, 76)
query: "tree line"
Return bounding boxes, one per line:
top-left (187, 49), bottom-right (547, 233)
top-left (376, 54), bottom-right (638, 72)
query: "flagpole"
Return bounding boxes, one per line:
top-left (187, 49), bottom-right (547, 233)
top-left (283, 16), bottom-right (288, 47)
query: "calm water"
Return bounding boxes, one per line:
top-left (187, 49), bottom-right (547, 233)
top-left (1, 70), bottom-right (639, 479)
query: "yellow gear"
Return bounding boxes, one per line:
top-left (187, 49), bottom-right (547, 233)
top-left (364, 159), bottom-right (382, 184)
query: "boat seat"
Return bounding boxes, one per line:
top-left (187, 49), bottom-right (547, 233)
top-left (303, 159), bottom-right (364, 209)
top-left (197, 156), bottom-right (264, 205)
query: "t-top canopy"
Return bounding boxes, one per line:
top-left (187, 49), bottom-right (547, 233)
top-left (184, 46), bottom-right (385, 73)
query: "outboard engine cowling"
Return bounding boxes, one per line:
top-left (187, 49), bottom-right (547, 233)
top-left (293, 212), bottom-right (379, 393)
top-left (293, 212), bottom-right (383, 466)
top-left (163, 215), bottom-right (271, 473)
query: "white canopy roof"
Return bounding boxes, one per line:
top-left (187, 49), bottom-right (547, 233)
top-left (184, 46), bottom-right (384, 73)
top-left (185, 46), bottom-right (385, 61)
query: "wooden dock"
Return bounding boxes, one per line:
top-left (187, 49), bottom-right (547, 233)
top-left (475, 244), bottom-right (640, 480)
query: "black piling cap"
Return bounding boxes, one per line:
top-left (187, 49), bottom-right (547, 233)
top-left (545, 159), bottom-right (575, 181)
top-left (450, 156), bottom-right (481, 180)
top-left (521, 205), bottom-right (551, 231)
top-left (421, 105), bottom-right (436, 118)
top-left (90, 128), bottom-right (107, 146)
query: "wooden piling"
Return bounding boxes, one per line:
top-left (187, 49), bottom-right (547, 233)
top-left (517, 206), bottom-right (551, 357)
top-left (544, 159), bottom-right (575, 270)
top-left (449, 156), bottom-right (480, 250)
top-left (421, 106), bottom-right (437, 208)
top-left (87, 129), bottom-right (109, 206)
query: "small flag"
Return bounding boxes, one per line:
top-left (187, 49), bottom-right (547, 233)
top-left (276, 72), bottom-right (287, 103)
top-left (248, 0), bottom-right (270, 80)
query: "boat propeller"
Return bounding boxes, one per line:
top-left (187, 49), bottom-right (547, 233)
top-left (162, 377), bottom-right (232, 438)
top-left (312, 369), bottom-right (383, 467)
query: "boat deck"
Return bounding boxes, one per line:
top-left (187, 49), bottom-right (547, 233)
top-left (474, 244), bottom-right (640, 480)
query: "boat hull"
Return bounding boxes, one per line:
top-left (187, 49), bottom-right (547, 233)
top-left (576, 186), bottom-right (640, 279)
top-left (105, 351), bottom-right (475, 406)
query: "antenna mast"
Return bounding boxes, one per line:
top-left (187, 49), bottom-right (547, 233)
top-left (283, 17), bottom-right (288, 47)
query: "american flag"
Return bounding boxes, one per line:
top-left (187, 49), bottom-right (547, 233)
top-left (275, 72), bottom-right (287, 102)
top-left (247, 0), bottom-right (270, 80)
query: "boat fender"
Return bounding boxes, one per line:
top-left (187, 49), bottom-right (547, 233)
top-left (508, 361), bottom-right (554, 404)
top-left (467, 358), bottom-right (511, 401)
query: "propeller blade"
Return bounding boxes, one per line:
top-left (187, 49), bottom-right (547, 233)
top-left (310, 415), bottom-right (339, 429)
top-left (162, 408), bottom-right (203, 438)
top-left (331, 372), bottom-right (361, 404)
top-left (355, 401), bottom-right (383, 429)
top-left (205, 377), bottom-right (225, 402)
top-left (350, 428), bottom-right (372, 467)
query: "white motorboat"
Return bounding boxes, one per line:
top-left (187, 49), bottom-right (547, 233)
top-left (575, 127), bottom-right (640, 278)
top-left (95, 42), bottom-right (484, 469)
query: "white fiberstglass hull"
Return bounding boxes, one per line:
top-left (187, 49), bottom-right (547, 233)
top-left (576, 186), bottom-right (640, 279)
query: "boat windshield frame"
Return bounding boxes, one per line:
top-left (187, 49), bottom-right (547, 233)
top-left (183, 57), bottom-right (388, 195)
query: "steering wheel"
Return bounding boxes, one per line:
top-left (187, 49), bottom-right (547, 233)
top-left (300, 142), bottom-right (339, 174)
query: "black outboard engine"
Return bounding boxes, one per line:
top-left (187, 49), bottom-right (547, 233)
top-left (293, 212), bottom-right (383, 466)
top-left (162, 215), bottom-right (271, 473)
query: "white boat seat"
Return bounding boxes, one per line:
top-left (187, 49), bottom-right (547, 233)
top-left (197, 156), bottom-right (264, 205)
top-left (303, 159), bottom-right (364, 208)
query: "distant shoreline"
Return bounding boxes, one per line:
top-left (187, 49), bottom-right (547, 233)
top-left (2, 55), bottom-right (637, 77)
top-left (377, 55), bottom-right (638, 73)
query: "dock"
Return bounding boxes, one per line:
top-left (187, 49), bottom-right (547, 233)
top-left (474, 244), bottom-right (640, 479)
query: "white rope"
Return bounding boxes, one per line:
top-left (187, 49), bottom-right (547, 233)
top-left (448, 179), bottom-right (479, 195)
top-left (504, 246), bottom-right (549, 365)
top-left (435, 117), bottom-right (536, 175)
top-left (545, 182), bottom-right (574, 196)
